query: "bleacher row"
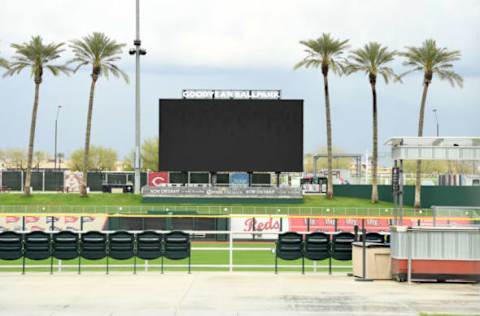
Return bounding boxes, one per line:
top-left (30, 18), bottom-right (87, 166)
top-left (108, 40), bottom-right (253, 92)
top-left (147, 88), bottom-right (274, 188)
top-left (0, 230), bottom-right (389, 274)
top-left (0, 230), bottom-right (191, 273)
top-left (274, 231), bottom-right (389, 273)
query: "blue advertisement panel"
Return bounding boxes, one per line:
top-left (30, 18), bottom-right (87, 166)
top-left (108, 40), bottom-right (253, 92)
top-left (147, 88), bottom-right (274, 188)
top-left (230, 173), bottom-right (249, 186)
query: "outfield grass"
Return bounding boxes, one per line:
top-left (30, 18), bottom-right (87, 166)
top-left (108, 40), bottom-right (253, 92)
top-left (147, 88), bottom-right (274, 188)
top-left (0, 242), bottom-right (351, 273)
top-left (0, 193), bottom-right (393, 208)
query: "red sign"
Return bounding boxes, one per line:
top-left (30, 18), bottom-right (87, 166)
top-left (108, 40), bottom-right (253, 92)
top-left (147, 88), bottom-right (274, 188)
top-left (6, 216), bottom-right (19, 223)
top-left (25, 216), bottom-right (39, 223)
top-left (148, 172), bottom-right (169, 187)
top-left (65, 216), bottom-right (78, 223)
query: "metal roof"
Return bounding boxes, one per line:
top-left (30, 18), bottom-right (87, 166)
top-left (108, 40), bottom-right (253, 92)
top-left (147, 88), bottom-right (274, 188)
top-left (385, 137), bottom-right (480, 161)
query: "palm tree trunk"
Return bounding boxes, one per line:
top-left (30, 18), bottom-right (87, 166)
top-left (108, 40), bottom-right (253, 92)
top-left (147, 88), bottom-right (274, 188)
top-left (24, 82), bottom-right (41, 196)
top-left (80, 77), bottom-right (97, 197)
top-left (370, 81), bottom-right (378, 203)
top-left (414, 81), bottom-right (430, 208)
top-left (323, 73), bottom-right (334, 199)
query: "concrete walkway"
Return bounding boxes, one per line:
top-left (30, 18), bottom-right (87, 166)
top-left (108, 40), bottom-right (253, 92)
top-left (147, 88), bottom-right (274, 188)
top-left (0, 272), bottom-right (478, 316)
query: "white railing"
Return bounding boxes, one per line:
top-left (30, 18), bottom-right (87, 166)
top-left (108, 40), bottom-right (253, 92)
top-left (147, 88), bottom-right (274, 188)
top-left (0, 230), bottom-right (353, 273)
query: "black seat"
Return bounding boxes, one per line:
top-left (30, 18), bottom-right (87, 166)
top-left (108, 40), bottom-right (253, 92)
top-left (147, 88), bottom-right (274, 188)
top-left (275, 232), bottom-right (304, 274)
top-left (80, 231), bottom-right (107, 260)
top-left (24, 231), bottom-right (51, 260)
top-left (360, 232), bottom-right (385, 244)
top-left (304, 232), bottom-right (330, 261)
top-left (109, 231), bottom-right (135, 260)
top-left (164, 231), bottom-right (191, 273)
top-left (79, 231), bottom-right (107, 273)
top-left (136, 231), bottom-right (163, 260)
top-left (52, 231), bottom-right (79, 260)
top-left (331, 232), bottom-right (355, 261)
top-left (0, 231), bottom-right (23, 260)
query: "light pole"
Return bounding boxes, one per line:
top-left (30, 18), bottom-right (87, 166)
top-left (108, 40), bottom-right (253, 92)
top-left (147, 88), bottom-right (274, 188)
top-left (433, 109), bottom-right (439, 137)
top-left (129, 0), bottom-right (146, 194)
top-left (54, 105), bottom-right (62, 169)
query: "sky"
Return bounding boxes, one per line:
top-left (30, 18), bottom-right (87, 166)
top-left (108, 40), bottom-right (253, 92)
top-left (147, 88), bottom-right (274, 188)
top-left (0, 0), bottom-right (479, 166)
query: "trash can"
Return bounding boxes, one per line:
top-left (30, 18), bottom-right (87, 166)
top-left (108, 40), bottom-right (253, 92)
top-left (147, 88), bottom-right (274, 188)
top-left (352, 242), bottom-right (391, 280)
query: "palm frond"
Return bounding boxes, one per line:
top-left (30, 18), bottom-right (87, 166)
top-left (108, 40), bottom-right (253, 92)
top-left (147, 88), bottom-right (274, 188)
top-left (6, 36), bottom-right (67, 79)
top-left (400, 39), bottom-right (463, 86)
top-left (295, 33), bottom-right (350, 75)
top-left (345, 42), bottom-right (398, 84)
top-left (69, 32), bottom-right (128, 82)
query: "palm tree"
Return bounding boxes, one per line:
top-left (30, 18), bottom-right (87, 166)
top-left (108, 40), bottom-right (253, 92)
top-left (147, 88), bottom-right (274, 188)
top-left (295, 33), bottom-right (349, 199)
top-left (69, 32), bottom-right (128, 196)
top-left (401, 39), bottom-right (463, 208)
top-left (0, 50), bottom-right (8, 69)
top-left (4, 36), bottom-right (70, 195)
top-left (345, 42), bottom-right (399, 203)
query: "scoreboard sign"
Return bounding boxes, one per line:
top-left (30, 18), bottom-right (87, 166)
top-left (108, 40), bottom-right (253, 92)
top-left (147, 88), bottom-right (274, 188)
top-left (182, 89), bottom-right (281, 100)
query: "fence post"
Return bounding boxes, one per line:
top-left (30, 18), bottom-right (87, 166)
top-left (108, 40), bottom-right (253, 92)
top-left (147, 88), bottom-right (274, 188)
top-left (229, 219), bottom-right (233, 272)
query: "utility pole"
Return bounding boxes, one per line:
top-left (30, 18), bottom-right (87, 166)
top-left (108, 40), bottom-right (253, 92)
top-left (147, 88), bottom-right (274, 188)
top-left (433, 109), bottom-right (439, 136)
top-left (130, 0), bottom-right (146, 194)
top-left (54, 105), bottom-right (62, 169)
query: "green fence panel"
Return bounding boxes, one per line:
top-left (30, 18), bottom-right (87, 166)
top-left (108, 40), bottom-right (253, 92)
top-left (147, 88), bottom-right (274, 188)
top-left (333, 185), bottom-right (480, 208)
top-left (1, 171), bottom-right (22, 190)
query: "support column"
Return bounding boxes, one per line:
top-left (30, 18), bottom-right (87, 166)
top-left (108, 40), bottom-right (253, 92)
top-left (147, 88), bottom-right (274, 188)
top-left (275, 172), bottom-right (281, 188)
top-left (248, 172), bottom-right (253, 187)
top-left (210, 172), bottom-right (217, 186)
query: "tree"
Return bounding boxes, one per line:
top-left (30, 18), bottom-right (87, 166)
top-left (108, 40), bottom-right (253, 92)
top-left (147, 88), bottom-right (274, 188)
top-left (304, 146), bottom-right (353, 174)
top-left (68, 146), bottom-right (118, 172)
top-left (69, 32), bottom-right (128, 196)
top-left (3, 36), bottom-right (70, 195)
top-left (0, 148), bottom-right (27, 169)
top-left (123, 137), bottom-right (159, 171)
top-left (345, 42), bottom-right (399, 203)
top-left (295, 33), bottom-right (349, 199)
top-left (401, 39), bottom-right (463, 208)
top-left (0, 48), bottom-right (8, 70)
top-left (33, 151), bottom-right (50, 169)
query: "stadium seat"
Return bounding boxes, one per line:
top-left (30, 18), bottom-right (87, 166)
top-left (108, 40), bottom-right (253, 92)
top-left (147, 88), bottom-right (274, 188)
top-left (24, 231), bottom-right (51, 274)
top-left (52, 231), bottom-right (79, 260)
top-left (51, 231), bottom-right (79, 274)
top-left (359, 232), bottom-right (386, 244)
top-left (275, 232), bottom-right (304, 274)
top-left (0, 231), bottom-right (23, 261)
top-left (164, 231), bottom-right (191, 273)
top-left (136, 231), bottom-right (163, 260)
top-left (331, 232), bottom-right (355, 261)
top-left (80, 231), bottom-right (107, 274)
top-left (108, 231), bottom-right (135, 273)
top-left (304, 232), bottom-right (330, 261)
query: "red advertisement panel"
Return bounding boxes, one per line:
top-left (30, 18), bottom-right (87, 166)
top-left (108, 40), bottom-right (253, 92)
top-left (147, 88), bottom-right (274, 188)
top-left (148, 172), bottom-right (169, 187)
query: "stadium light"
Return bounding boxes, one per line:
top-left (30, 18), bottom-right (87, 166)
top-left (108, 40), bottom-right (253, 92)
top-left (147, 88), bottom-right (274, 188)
top-left (131, 0), bottom-right (147, 194)
top-left (54, 105), bottom-right (62, 169)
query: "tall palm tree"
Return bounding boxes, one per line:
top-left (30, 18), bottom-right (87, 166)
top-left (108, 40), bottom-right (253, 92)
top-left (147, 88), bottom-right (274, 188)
top-left (4, 36), bottom-right (69, 195)
top-left (345, 42), bottom-right (399, 203)
top-left (401, 39), bottom-right (463, 208)
top-left (295, 33), bottom-right (349, 199)
top-left (69, 32), bottom-right (128, 196)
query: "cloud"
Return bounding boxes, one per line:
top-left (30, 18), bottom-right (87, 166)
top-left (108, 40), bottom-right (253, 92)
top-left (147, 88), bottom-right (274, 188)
top-left (1, 0), bottom-right (479, 70)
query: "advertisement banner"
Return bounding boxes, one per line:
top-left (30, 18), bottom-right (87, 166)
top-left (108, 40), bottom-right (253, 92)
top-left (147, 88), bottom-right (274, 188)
top-left (231, 217), bottom-right (288, 239)
top-left (0, 216), bottom-right (107, 232)
top-left (148, 172), bottom-right (169, 187)
top-left (230, 173), bottom-right (249, 187)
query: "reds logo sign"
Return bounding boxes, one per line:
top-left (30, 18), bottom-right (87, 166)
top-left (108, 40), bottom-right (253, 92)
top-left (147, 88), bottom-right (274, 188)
top-left (148, 172), bottom-right (169, 187)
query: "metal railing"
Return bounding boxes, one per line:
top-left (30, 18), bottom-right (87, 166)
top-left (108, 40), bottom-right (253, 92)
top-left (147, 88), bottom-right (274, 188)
top-left (0, 205), bottom-right (432, 217)
top-left (0, 230), bottom-right (352, 273)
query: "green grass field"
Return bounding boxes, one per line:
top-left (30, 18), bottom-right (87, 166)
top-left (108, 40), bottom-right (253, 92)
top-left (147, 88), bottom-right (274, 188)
top-left (0, 242), bottom-right (351, 273)
top-left (0, 193), bottom-right (393, 207)
top-left (0, 193), bottom-right (418, 217)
